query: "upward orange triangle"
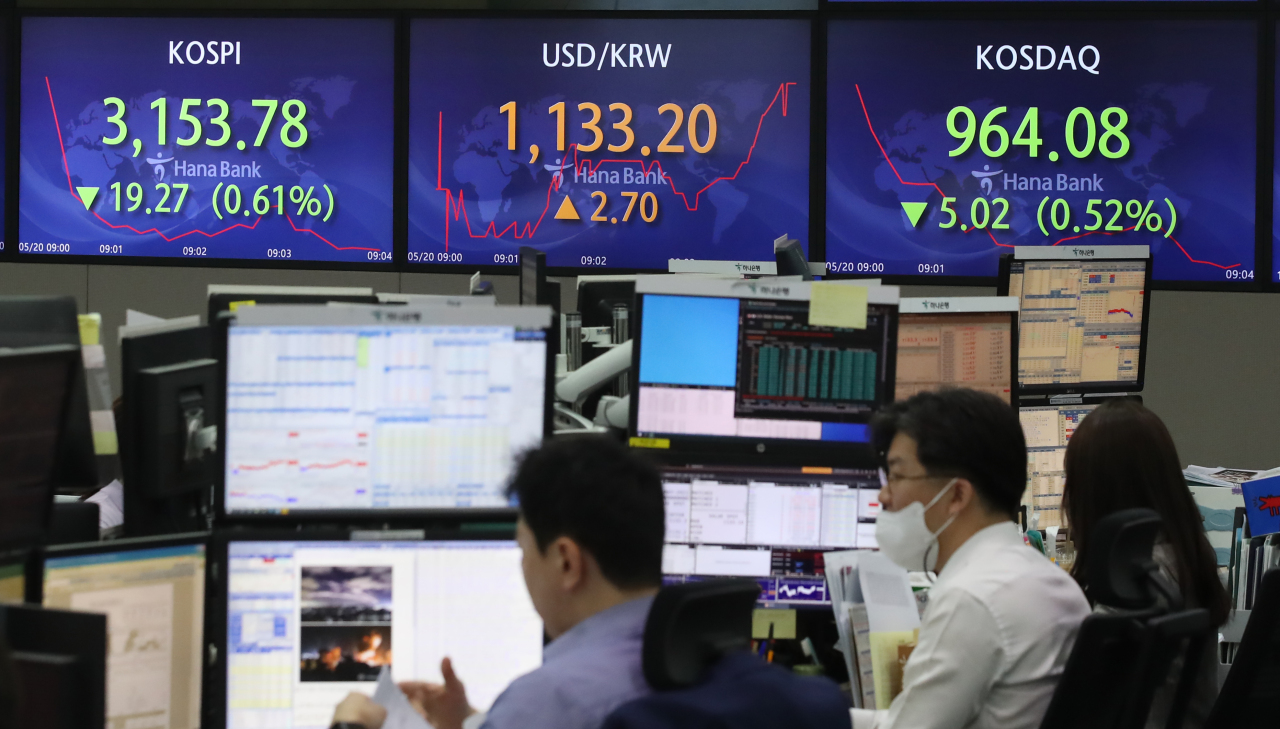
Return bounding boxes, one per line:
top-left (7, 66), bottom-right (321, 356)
top-left (554, 195), bottom-right (580, 220)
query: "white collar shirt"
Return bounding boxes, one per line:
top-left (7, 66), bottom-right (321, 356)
top-left (851, 521), bottom-right (1090, 729)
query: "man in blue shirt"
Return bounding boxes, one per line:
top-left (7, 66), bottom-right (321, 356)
top-left (330, 436), bottom-right (664, 729)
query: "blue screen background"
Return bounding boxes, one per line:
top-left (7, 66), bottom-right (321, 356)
top-left (408, 18), bottom-right (811, 270)
top-left (827, 20), bottom-right (1257, 284)
top-left (19, 17), bottom-right (395, 263)
top-left (638, 294), bottom-right (740, 386)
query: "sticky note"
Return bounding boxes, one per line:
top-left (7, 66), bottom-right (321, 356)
top-left (809, 282), bottom-right (867, 329)
top-left (77, 314), bottom-right (101, 346)
top-left (357, 337), bottom-right (371, 368)
top-left (81, 344), bottom-right (106, 371)
top-left (628, 437), bottom-right (670, 450)
top-left (228, 300), bottom-right (256, 313)
top-left (752, 608), bottom-right (797, 640)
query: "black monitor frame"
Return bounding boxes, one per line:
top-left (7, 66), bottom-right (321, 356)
top-left (0, 344), bottom-right (82, 553)
top-left (215, 304), bottom-right (553, 524)
top-left (205, 525), bottom-right (522, 729)
top-left (628, 278), bottom-right (895, 469)
top-left (39, 532), bottom-right (211, 729)
top-left (0, 602), bottom-right (107, 729)
top-left (999, 247), bottom-right (1153, 397)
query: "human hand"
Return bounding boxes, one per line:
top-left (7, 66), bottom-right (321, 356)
top-left (332, 692), bottom-right (388, 729)
top-left (399, 657), bottom-right (476, 729)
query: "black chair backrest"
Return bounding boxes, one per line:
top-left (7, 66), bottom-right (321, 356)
top-left (1088, 508), bottom-right (1165, 610)
top-left (642, 579), bottom-right (760, 690)
top-left (1041, 509), bottom-right (1214, 729)
top-left (1205, 568), bottom-right (1280, 729)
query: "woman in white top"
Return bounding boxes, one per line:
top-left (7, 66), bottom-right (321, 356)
top-left (1062, 399), bottom-right (1230, 729)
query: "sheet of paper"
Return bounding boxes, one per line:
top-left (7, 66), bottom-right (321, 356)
top-left (86, 479), bottom-right (125, 530)
top-left (81, 344), bottom-right (106, 370)
top-left (809, 282), bottom-right (868, 329)
top-left (752, 608), bottom-right (797, 640)
top-left (126, 309), bottom-right (164, 326)
top-left (858, 552), bottom-right (921, 633)
top-left (372, 667), bottom-right (432, 729)
top-left (77, 314), bottom-right (101, 346)
top-left (869, 630), bottom-right (918, 710)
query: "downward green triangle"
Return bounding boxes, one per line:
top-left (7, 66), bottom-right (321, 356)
top-left (77, 187), bottom-right (99, 211)
top-left (901, 202), bottom-right (928, 228)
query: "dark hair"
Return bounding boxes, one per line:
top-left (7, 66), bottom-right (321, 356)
top-left (505, 435), bottom-right (664, 590)
top-left (1063, 399), bottom-right (1229, 626)
top-left (871, 388), bottom-right (1026, 518)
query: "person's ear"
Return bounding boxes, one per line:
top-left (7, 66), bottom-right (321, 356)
top-left (551, 536), bottom-right (586, 592)
top-left (951, 478), bottom-right (978, 516)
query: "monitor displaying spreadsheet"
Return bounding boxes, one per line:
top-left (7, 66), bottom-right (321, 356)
top-left (1019, 403), bottom-right (1099, 529)
top-left (631, 277), bottom-right (899, 458)
top-left (1007, 249), bottom-right (1149, 392)
top-left (223, 538), bottom-right (542, 729)
top-left (43, 536), bottom-right (207, 729)
top-left (895, 297), bottom-right (1018, 405)
top-left (223, 305), bottom-right (551, 514)
top-left (661, 466), bottom-right (880, 606)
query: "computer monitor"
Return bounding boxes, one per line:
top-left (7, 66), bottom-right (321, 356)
top-left (630, 276), bottom-right (899, 464)
top-left (661, 465), bottom-right (881, 606)
top-left (1001, 246), bottom-right (1151, 395)
top-left (207, 286), bottom-right (378, 325)
top-left (1019, 401), bottom-right (1103, 530)
top-left (0, 552), bottom-right (27, 604)
top-left (222, 304), bottom-right (552, 516)
top-left (576, 276), bottom-right (636, 330)
top-left (42, 534), bottom-right (207, 729)
top-left (0, 345), bottom-right (83, 551)
top-left (896, 297), bottom-right (1019, 405)
top-left (121, 327), bottom-right (214, 537)
top-left (217, 533), bottom-right (543, 729)
top-left (1, 603), bottom-right (107, 729)
top-left (0, 296), bottom-right (97, 491)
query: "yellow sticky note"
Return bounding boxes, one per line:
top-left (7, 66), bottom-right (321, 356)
top-left (228, 300), bottom-right (256, 313)
top-left (77, 313), bottom-right (101, 346)
top-left (93, 430), bottom-right (119, 456)
top-left (357, 337), bottom-right (371, 368)
top-left (752, 608), bottom-right (797, 640)
top-left (808, 282), bottom-right (867, 329)
top-left (628, 437), bottom-right (670, 450)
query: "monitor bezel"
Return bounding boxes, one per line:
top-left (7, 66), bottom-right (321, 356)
top-left (627, 280), bottom-right (896, 469)
top-left (215, 305), bottom-right (553, 523)
top-left (205, 526), bottom-right (523, 729)
top-left (1001, 250), bottom-right (1153, 396)
top-left (896, 296), bottom-right (1021, 410)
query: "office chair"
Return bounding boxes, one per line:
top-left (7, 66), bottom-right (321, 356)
top-left (1039, 509), bottom-right (1214, 729)
top-left (1203, 568), bottom-right (1280, 728)
top-left (602, 579), bottom-right (849, 729)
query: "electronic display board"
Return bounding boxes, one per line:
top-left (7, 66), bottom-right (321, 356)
top-left (826, 20), bottom-right (1257, 285)
top-left (18, 17), bottom-right (395, 264)
top-left (407, 18), bottom-right (811, 271)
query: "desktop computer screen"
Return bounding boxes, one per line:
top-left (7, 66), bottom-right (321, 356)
top-left (42, 537), bottom-right (206, 729)
top-left (633, 278), bottom-right (898, 450)
top-left (223, 538), bottom-right (543, 729)
top-left (661, 465), bottom-right (881, 605)
top-left (1007, 249), bottom-right (1149, 390)
top-left (0, 559), bottom-right (24, 604)
top-left (1019, 403), bottom-right (1099, 529)
top-left (223, 305), bottom-right (550, 514)
top-left (896, 298), bottom-right (1018, 404)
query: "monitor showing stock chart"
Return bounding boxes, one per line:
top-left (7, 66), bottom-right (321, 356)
top-left (825, 20), bottom-right (1257, 284)
top-left (222, 306), bottom-right (550, 514)
top-left (19, 17), bottom-right (395, 264)
top-left (406, 18), bottom-right (812, 270)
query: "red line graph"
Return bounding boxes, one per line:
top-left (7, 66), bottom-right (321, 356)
top-left (44, 77), bottom-right (380, 253)
top-left (234, 458), bottom-right (365, 472)
top-left (853, 84), bottom-right (1240, 270)
top-left (1108, 308), bottom-right (1134, 317)
top-left (434, 82), bottom-right (798, 250)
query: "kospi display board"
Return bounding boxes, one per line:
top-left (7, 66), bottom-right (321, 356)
top-left (18, 17), bottom-right (396, 265)
top-left (826, 20), bottom-right (1258, 285)
top-left (407, 18), bottom-right (812, 271)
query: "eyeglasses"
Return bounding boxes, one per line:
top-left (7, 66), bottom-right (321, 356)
top-left (878, 468), bottom-right (948, 489)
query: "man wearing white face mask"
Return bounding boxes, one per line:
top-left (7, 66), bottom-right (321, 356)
top-left (851, 389), bottom-right (1090, 729)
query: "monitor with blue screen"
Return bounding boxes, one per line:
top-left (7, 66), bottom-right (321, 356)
top-left (630, 277), bottom-right (898, 463)
top-left (221, 304), bottom-right (552, 516)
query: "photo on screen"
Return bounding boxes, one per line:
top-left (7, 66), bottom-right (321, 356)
top-left (300, 566), bottom-right (393, 623)
top-left (298, 625), bottom-right (392, 682)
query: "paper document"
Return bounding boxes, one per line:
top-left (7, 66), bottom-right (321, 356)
top-left (809, 282), bottom-right (867, 329)
top-left (126, 309), bottom-right (165, 326)
top-left (372, 667), bottom-right (432, 729)
top-left (86, 479), bottom-right (125, 530)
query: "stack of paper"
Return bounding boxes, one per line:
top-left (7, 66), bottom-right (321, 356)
top-left (1184, 465), bottom-right (1280, 490)
top-left (824, 551), bottom-right (921, 711)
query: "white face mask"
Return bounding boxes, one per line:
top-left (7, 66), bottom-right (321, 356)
top-left (874, 478), bottom-right (959, 573)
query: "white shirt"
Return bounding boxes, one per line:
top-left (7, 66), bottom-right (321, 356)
top-left (851, 521), bottom-right (1090, 729)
